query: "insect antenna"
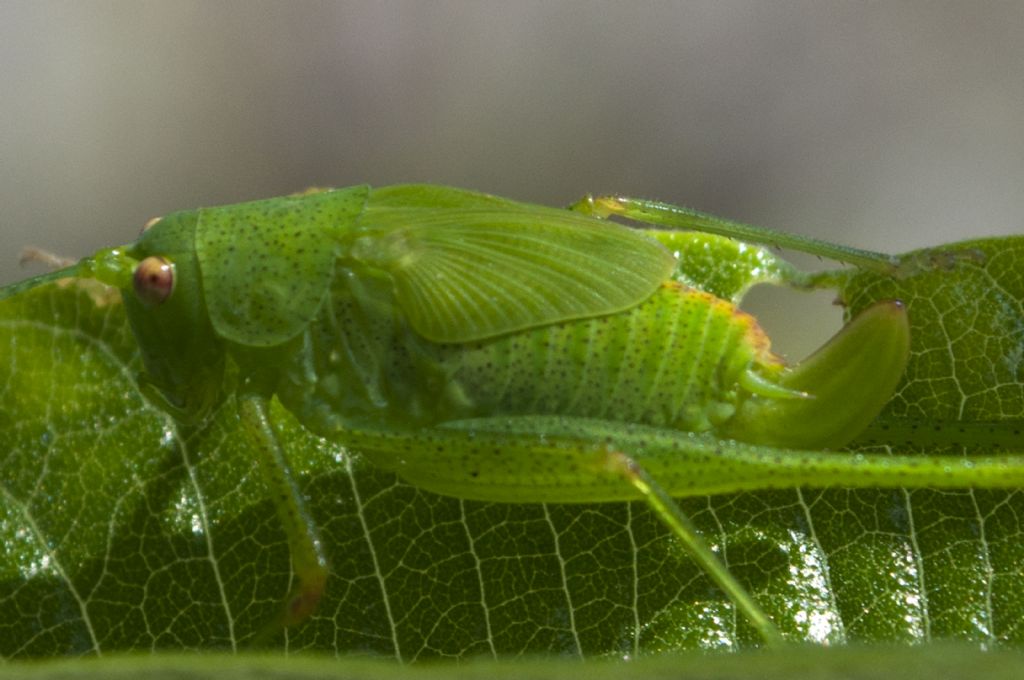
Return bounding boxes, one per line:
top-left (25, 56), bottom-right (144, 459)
top-left (0, 263), bottom-right (85, 302)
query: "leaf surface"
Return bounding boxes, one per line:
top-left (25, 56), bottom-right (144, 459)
top-left (0, 233), bottom-right (1021, 659)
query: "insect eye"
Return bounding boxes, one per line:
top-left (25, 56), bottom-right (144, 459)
top-left (133, 256), bottom-right (175, 306)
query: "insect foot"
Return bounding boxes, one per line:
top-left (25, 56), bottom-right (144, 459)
top-left (720, 301), bottom-right (910, 449)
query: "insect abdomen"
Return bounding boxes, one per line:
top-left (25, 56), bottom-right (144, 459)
top-left (443, 281), bottom-right (781, 432)
top-left (275, 279), bottom-right (782, 437)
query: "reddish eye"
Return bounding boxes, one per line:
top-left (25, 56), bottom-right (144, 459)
top-left (133, 256), bottom-right (175, 306)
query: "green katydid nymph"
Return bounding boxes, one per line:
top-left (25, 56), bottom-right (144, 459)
top-left (3, 184), bottom-right (1022, 647)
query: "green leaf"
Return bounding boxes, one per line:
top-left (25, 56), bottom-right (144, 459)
top-left (3, 646), bottom-right (1024, 680)
top-left (0, 234), bottom-right (1021, 660)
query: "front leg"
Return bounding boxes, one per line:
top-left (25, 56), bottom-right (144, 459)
top-left (238, 393), bottom-right (328, 628)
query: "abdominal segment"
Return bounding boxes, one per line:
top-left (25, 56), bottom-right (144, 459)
top-left (444, 282), bottom-right (782, 432)
top-left (276, 280), bottom-right (785, 438)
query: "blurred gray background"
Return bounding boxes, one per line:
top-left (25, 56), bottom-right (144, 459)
top-left (2, 1), bottom-right (1022, 358)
